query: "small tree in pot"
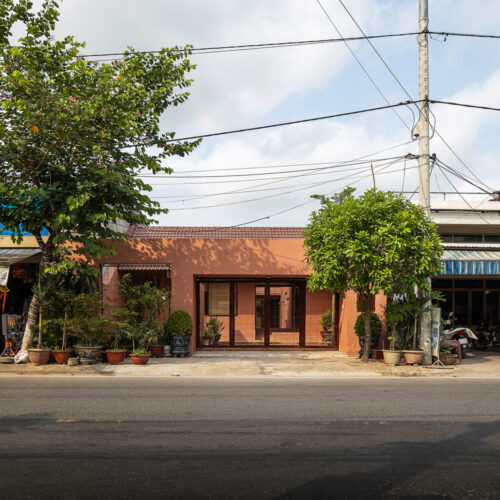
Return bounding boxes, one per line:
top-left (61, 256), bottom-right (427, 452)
top-left (319, 310), bottom-right (333, 344)
top-left (203, 316), bottom-right (224, 346)
top-left (164, 310), bottom-right (193, 357)
top-left (69, 293), bottom-right (110, 365)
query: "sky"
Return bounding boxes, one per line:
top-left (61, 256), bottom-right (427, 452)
top-left (12, 0), bottom-right (500, 227)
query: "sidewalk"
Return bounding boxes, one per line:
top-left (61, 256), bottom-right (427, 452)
top-left (1, 350), bottom-right (499, 378)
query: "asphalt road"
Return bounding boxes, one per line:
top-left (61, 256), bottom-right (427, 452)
top-left (0, 377), bottom-right (499, 499)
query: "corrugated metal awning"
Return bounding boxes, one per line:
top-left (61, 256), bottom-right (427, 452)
top-left (0, 248), bottom-right (41, 266)
top-left (0, 248), bottom-right (41, 285)
top-left (117, 263), bottom-right (172, 271)
top-left (442, 249), bottom-right (500, 260)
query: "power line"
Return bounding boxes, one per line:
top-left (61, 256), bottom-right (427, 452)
top-left (140, 155), bottom-right (405, 179)
top-left (79, 33), bottom-right (421, 59)
top-left (149, 141), bottom-right (415, 203)
top-left (314, 0), bottom-right (413, 134)
top-left (334, 0), bottom-right (495, 196)
top-left (163, 160), bottom-right (414, 210)
top-left (148, 100), bottom-right (418, 145)
top-left (429, 99), bottom-right (500, 113)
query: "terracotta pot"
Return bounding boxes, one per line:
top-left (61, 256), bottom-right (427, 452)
top-left (404, 350), bottom-right (424, 365)
top-left (28, 348), bottom-right (51, 365)
top-left (106, 350), bottom-right (127, 365)
top-left (130, 353), bottom-right (150, 365)
top-left (148, 345), bottom-right (165, 358)
top-left (52, 350), bottom-right (73, 364)
top-left (440, 354), bottom-right (458, 366)
top-left (383, 350), bottom-right (401, 366)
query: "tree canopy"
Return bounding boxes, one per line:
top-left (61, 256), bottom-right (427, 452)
top-left (303, 188), bottom-right (443, 361)
top-left (0, 0), bottom-right (200, 261)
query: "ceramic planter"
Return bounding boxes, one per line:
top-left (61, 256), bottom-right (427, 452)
top-left (28, 348), bottom-right (52, 365)
top-left (148, 345), bottom-right (165, 358)
top-left (106, 350), bottom-right (127, 365)
top-left (357, 334), bottom-right (380, 358)
top-left (130, 353), bottom-right (150, 365)
top-left (75, 345), bottom-right (103, 365)
top-left (171, 334), bottom-right (191, 357)
top-left (201, 338), bottom-right (210, 347)
top-left (52, 349), bottom-right (74, 364)
top-left (211, 333), bottom-right (222, 345)
top-left (404, 350), bottom-right (424, 365)
top-left (383, 350), bottom-right (401, 366)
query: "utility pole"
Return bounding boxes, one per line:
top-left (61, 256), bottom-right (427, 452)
top-left (418, 0), bottom-right (432, 365)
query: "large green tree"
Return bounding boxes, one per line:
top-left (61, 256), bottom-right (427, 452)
top-left (304, 188), bottom-right (442, 362)
top-left (0, 0), bottom-right (199, 349)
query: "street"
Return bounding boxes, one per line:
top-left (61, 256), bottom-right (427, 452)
top-left (0, 377), bottom-right (499, 499)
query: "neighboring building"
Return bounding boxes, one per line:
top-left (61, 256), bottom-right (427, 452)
top-left (430, 199), bottom-right (500, 330)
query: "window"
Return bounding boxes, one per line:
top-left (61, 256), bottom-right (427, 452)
top-left (206, 283), bottom-right (230, 316)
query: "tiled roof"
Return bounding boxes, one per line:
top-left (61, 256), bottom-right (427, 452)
top-left (129, 226), bottom-right (305, 239)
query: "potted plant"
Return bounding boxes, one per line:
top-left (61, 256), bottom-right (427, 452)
top-left (439, 345), bottom-right (458, 366)
top-left (117, 274), bottom-right (168, 359)
top-left (355, 312), bottom-right (382, 359)
top-left (51, 287), bottom-right (77, 364)
top-left (382, 299), bottom-right (403, 366)
top-left (27, 275), bottom-right (54, 365)
top-left (319, 310), bottom-right (333, 344)
top-left (203, 316), bottom-right (224, 346)
top-left (164, 310), bottom-right (193, 357)
top-left (127, 322), bottom-right (158, 365)
top-left (70, 292), bottom-right (110, 365)
top-left (106, 317), bottom-right (128, 365)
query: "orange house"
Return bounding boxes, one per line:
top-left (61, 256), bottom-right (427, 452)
top-left (97, 226), bottom-right (386, 356)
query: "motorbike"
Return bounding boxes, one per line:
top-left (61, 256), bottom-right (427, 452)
top-left (442, 326), bottom-right (477, 359)
top-left (474, 323), bottom-right (500, 350)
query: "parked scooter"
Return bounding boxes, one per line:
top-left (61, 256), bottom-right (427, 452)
top-left (474, 322), bottom-right (500, 350)
top-left (442, 313), bottom-right (477, 358)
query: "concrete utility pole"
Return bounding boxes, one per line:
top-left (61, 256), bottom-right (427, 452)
top-left (418, 0), bottom-right (432, 365)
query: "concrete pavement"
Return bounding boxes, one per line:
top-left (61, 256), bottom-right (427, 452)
top-left (1, 349), bottom-right (499, 378)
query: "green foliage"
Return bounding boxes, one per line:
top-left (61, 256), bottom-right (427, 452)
top-left (0, 1), bottom-right (200, 263)
top-left (164, 310), bottom-right (193, 338)
top-left (68, 292), bottom-right (110, 346)
top-left (124, 321), bottom-right (158, 350)
top-left (319, 310), bottom-right (333, 331)
top-left (304, 188), bottom-right (443, 297)
top-left (131, 347), bottom-right (148, 355)
top-left (354, 313), bottom-right (382, 337)
top-left (118, 274), bottom-right (168, 328)
top-left (203, 316), bottom-right (224, 339)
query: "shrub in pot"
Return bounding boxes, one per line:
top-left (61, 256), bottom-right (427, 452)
top-left (126, 322), bottom-right (158, 365)
top-left (355, 312), bottom-right (382, 358)
top-left (164, 310), bottom-right (193, 357)
top-left (319, 310), bottom-right (333, 344)
top-left (69, 293), bottom-right (110, 364)
top-left (203, 316), bottom-right (224, 346)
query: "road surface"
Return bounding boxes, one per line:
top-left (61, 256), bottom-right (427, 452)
top-left (0, 377), bottom-right (499, 499)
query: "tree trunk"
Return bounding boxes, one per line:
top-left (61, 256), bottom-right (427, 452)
top-left (361, 293), bottom-right (372, 362)
top-left (20, 296), bottom-right (39, 352)
top-left (412, 314), bottom-right (418, 350)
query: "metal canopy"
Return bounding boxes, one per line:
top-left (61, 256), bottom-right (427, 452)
top-left (0, 248), bottom-right (41, 266)
top-left (442, 249), bottom-right (500, 260)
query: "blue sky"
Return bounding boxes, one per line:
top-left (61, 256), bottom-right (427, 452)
top-left (13, 0), bottom-right (500, 227)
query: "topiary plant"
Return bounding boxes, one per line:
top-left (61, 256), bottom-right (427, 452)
top-left (163, 310), bottom-right (193, 339)
top-left (319, 310), bottom-right (333, 332)
top-left (354, 313), bottom-right (382, 337)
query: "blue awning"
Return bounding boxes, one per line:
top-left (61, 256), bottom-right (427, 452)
top-left (441, 249), bottom-right (500, 275)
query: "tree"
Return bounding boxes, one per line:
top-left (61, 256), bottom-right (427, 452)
top-left (0, 1), bottom-right (199, 350)
top-left (303, 188), bottom-right (443, 362)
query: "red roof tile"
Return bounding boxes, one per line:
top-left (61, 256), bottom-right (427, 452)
top-left (129, 226), bottom-right (305, 239)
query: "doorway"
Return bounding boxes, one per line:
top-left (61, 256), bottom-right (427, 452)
top-left (196, 278), bottom-right (306, 347)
